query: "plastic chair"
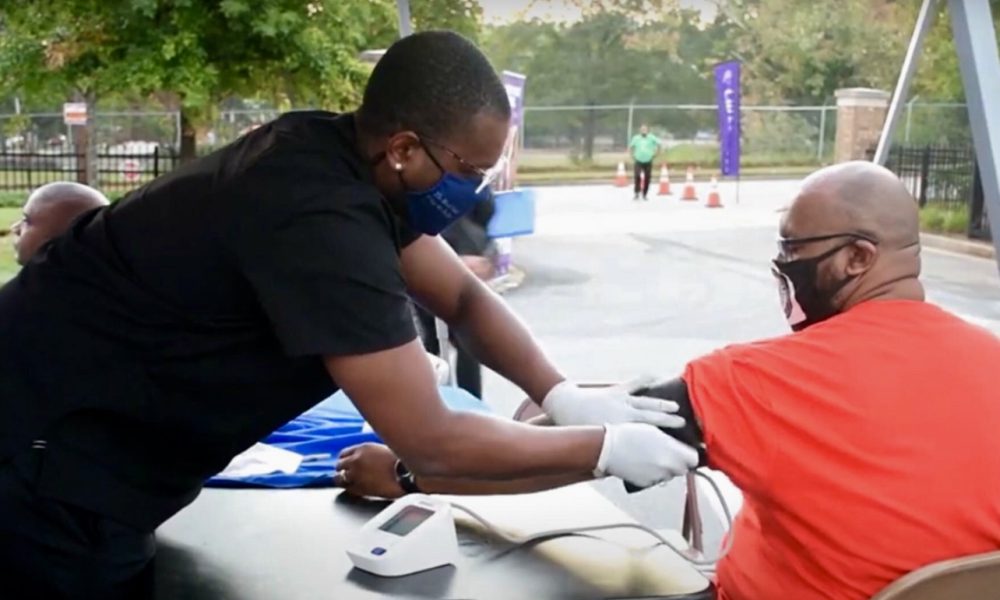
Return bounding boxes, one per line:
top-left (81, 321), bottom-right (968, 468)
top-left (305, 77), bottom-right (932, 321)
top-left (870, 551), bottom-right (1000, 600)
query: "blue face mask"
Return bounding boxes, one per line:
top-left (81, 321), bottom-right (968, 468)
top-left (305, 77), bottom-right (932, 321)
top-left (374, 136), bottom-right (501, 236)
top-left (404, 171), bottom-right (492, 235)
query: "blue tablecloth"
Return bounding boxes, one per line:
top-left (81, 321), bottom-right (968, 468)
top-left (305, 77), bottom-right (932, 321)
top-left (205, 386), bottom-right (491, 489)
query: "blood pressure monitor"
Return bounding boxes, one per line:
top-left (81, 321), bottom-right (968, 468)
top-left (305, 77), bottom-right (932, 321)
top-left (347, 494), bottom-right (460, 577)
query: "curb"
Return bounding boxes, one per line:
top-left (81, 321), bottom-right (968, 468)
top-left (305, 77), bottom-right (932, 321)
top-left (921, 232), bottom-right (995, 259)
top-left (518, 172), bottom-right (812, 187)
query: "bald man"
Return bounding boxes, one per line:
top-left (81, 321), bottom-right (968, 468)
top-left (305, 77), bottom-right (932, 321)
top-left (334, 162), bottom-right (1000, 600)
top-left (11, 182), bottom-right (109, 265)
top-left (669, 161), bottom-right (1000, 599)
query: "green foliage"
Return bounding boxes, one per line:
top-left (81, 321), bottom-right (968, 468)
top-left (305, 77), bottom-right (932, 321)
top-left (0, 0), bottom-right (480, 155)
top-left (920, 204), bottom-right (969, 234)
top-left (909, 0), bottom-right (1000, 102)
top-left (0, 193), bottom-right (25, 209)
top-left (482, 5), bottom-right (716, 160)
top-left (410, 0), bottom-right (482, 41)
top-left (711, 0), bottom-right (906, 104)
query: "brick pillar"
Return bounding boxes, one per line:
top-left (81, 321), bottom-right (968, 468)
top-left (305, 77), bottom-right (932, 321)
top-left (834, 88), bottom-right (891, 162)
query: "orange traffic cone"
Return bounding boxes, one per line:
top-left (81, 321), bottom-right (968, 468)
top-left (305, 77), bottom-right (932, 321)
top-left (681, 167), bottom-right (698, 201)
top-left (657, 165), bottom-right (671, 196)
top-left (614, 162), bottom-right (628, 187)
top-left (706, 176), bottom-right (723, 208)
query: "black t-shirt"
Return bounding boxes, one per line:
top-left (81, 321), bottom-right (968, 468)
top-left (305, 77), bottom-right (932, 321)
top-left (0, 111), bottom-right (419, 529)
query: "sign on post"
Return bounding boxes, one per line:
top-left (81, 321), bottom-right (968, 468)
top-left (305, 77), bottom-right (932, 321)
top-left (122, 159), bottom-right (140, 183)
top-left (63, 102), bottom-right (88, 126)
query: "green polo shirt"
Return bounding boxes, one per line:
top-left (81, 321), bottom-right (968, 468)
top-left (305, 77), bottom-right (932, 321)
top-left (629, 133), bottom-right (660, 163)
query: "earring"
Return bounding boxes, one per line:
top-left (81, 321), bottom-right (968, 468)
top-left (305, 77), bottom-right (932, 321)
top-left (394, 163), bottom-right (403, 171)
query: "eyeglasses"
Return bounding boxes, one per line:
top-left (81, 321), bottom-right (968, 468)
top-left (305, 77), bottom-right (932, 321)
top-left (419, 137), bottom-right (508, 194)
top-left (776, 232), bottom-right (878, 259)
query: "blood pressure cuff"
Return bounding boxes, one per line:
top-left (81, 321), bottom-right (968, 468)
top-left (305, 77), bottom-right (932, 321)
top-left (631, 378), bottom-right (708, 468)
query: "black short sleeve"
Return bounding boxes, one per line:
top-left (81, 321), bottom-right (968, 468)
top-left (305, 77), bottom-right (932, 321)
top-left (232, 182), bottom-right (417, 358)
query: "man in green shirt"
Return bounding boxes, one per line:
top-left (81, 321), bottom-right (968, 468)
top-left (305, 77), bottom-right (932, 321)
top-left (628, 124), bottom-right (661, 200)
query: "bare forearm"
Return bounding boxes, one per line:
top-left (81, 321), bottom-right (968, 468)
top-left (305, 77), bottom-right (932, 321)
top-left (412, 411), bottom-right (601, 480)
top-left (414, 472), bottom-right (591, 496)
top-left (449, 282), bottom-right (564, 403)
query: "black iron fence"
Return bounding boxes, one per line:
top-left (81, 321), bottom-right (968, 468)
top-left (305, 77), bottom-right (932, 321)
top-left (0, 146), bottom-right (180, 193)
top-left (869, 144), bottom-right (989, 240)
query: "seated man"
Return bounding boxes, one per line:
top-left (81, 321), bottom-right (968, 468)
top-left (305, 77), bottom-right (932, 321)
top-left (334, 161), bottom-right (1000, 600)
top-left (10, 181), bottom-right (109, 265)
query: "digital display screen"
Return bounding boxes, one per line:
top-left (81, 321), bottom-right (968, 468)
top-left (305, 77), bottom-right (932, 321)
top-left (378, 505), bottom-right (434, 537)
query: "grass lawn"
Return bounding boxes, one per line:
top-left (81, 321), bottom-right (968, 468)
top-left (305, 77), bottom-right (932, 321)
top-left (0, 238), bottom-right (18, 284)
top-left (0, 207), bottom-right (21, 283)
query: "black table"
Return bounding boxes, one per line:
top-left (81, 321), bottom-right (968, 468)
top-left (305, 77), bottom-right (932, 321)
top-left (155, 485), bottom-right (714, 600)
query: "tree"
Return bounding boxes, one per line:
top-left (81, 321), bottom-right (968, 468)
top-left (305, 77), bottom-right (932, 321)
top-left (909, 0), bottom-right (1000, 101)
top-left (0, 0), bottom-right (401, 162)
top-left (410, 0), bottom-right (483, 41)
top-left (708, 0), bottom-right (908, 105)
top-left (482, 5), bottom-right (716, 161)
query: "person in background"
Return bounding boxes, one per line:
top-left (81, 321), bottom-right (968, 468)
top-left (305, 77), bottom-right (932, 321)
top-left (628, 124), bottom-right (660, 201)
top-left (334, 161), bottom-right (1000, 600)
top-left (10, 181), bottom-right (109, 265)
top-left (415, 194), bottom-right (497, 398)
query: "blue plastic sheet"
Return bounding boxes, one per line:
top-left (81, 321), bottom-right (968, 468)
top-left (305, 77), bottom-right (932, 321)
top-left (205, 386), bottom-right (492, 489)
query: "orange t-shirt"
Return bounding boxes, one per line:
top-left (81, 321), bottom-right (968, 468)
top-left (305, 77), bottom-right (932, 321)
top-left (685, 300), bottom-right (1000, 600)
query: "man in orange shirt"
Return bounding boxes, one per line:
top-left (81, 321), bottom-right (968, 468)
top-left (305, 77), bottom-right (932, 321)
top-left (336, 161), bottom-right (1000, 599)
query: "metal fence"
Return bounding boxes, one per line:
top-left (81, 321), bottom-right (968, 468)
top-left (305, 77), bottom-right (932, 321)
top-left (520, 104), bottom-right (837, 171)
top-left (0, 101), bottom-right (979, 190)
top-left (0, 147), bottom-right (180, 193)
top-left (879, 145), bottom-right (975, 207)
top-left (519, 101), bottom-right (974, 172)
top-left (873, 144), bottom-right (988, 240)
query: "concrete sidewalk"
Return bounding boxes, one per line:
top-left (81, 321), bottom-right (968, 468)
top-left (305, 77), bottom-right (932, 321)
top-left (921, 232), bottom-right (995, 260)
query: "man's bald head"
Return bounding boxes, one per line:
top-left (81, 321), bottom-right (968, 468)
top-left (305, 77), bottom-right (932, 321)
top-left (783, 161), bottom-right (919, 248)
top-left (774, 161), bottom-right (924, 329)
top-left (11, 182), bottom-right (109, 265)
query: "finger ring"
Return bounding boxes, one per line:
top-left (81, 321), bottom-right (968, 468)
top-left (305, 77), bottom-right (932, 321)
top-left (338, 470), bottom-right (350, 484)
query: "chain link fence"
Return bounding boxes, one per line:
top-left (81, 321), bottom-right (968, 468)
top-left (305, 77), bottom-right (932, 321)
top-left (0, 102), bottom-right (978, 191)
top-left (520, 104), bottom-right (837, 173)
top-left (519, 101), bottom-right (974, 173)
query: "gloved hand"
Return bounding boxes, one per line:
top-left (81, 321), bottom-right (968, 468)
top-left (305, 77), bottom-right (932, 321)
top-left (542, 377), bottom-right (685, 428)
top-left (594, 423), bottom-right (699, 489)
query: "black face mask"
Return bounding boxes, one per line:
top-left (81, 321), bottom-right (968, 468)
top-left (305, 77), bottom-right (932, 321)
top-left (771, 240), bottom-right (860, 331)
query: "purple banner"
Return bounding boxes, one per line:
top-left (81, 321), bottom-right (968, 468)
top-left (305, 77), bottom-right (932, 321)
top-left (713, 61), bottom-right (741, 177)
top-left (496, 70), bottom-right (527, 193)
top-left (502, 71), bottom-right (527, 128)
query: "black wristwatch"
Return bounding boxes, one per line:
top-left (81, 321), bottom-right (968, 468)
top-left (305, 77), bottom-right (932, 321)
top-left (394, 459), bottom-right (423, 495)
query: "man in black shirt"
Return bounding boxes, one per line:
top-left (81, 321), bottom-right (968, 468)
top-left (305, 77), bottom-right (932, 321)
top-left (0, 31), bottom-right (697, 597)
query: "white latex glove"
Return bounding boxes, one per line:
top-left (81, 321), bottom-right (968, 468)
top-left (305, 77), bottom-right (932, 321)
top-left (541, 377), bottom-right (684, 428)
top-left (594, 423), bottom-right (699, 489)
